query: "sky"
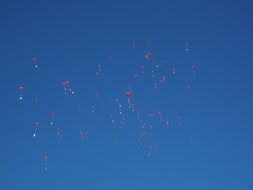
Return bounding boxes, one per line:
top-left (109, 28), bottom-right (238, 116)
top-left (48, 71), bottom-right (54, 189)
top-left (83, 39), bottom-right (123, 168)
top-left (0, 0), bottom-right (253, 189)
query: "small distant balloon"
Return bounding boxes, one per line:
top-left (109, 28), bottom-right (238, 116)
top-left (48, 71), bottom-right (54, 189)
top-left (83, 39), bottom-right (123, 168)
top-left (56, 127), bottom-right (63, 138)
top-left (172, 67), bottom-right (176, 75)
top-left (34, 98), bottom-right (39, 104)
top-left (32, 56), bottom-right (38, 68)
top-left (33, 121), bottom-right (39, 138)
top-left (176, 115), bottom-right (182, 126)
top-left (191, 64), bottom-right (196, 76)
top-left (96, 64), bottom-right (102, 75)
top-left (80, 130), bottom-right (88, 140)
top-left (131, 42), bottom-right (136, 49)
top-left (187, 84), bottom-right (192, 93)
top-left (19, 85), bottom-right (24, 100)
top-left (108, 55), bottom-right (112, 62)
top-left (147, 40), bottom-right (152, 47)
top-left (144, 52), bottom-right (153, 61)
top-left (43, 154), bottom-right (48, 171)
top-left (185, 42), bottom-right (189, 52)
top-left (50, 112), bottom-right (55, 126)
top-left (62, 80), bottom-right (75, 95)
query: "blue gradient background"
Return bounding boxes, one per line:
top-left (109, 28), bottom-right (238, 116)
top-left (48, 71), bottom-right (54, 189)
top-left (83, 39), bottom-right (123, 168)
top-left (0, 0), bottom-right (253, 189)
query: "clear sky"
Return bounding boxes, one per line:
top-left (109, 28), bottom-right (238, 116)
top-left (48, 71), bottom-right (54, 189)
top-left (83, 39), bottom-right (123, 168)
top-left (1, 0), bottom-right (253, 189)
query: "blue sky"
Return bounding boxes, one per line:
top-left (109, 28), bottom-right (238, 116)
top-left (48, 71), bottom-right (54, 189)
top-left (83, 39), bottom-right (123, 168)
top-left (0, 0), bottom-right (253, 189)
